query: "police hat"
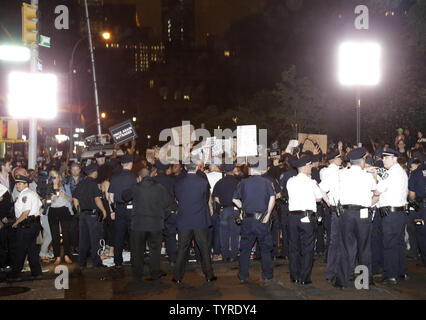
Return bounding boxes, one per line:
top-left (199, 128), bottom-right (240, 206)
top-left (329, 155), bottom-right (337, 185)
top-left (382, 148), bottom-right (399, 158)
top-left (94, 151), bottom-right (106, 158)
top-left (365, 156), bottom-right (374, 166)
top-left (83, 163), bottom-right (98, 175)
top-left (347, 147), bottom-right (367, 160)
top-left (15, 175), bottom-right (31, 184)
top-left (293, 155), bottom-right (312, 168)
top-left (374, 148), bottom-right (383, 158)
top-left (311, 154), bottom-right (321, 163)
top-left (221, 163), bottom-right (235, 172)
top-left (327, 150), bottom-right (341, 161)
top-left (155, 160), bottom-right (169, 170)
top-left (120, 154), bottom-right (133, 164)
top-left (412, 151), bottom-right (426, 162)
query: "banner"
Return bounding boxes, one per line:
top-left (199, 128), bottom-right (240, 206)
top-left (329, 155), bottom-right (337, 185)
top-left (237, 125), bottom-right (258, 157)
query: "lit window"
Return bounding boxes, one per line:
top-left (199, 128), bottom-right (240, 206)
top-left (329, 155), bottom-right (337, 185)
top-left (149, 80), bottom-right (154, 88)
top-left (106, 43), bottom-right (109, 48)
top-left (184, 95), bottom-right (190, 100)
top-left (385, 11), bottom-right (389, 16)
top-left (224, 50), bottom-right (230, 57)
top-left (391, 12), bottom-right (394, 16)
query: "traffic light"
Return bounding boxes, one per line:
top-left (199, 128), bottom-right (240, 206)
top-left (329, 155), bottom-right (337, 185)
top-left (22, 3), bottom-right (38, 44)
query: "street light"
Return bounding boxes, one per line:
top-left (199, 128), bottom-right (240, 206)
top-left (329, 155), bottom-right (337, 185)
top-left (338, 41), bottom-right (381, 146)
top-left (0, 45), bottom-right (31, 62)
top-left (101, 112), bottom-right (106, 119)
top-left (102, 32), bottom-right (111, 40)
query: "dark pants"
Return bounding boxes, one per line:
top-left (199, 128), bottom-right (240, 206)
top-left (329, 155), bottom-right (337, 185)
top-left (325, 211), bottom-right (342, 281)
top-left (0, 223), bottom-right (17, 268)
top-left (130, 230), bottom-right (162, 280)
top-left (11, 222), bottom-right (42, 277)
top-left (337, 209), bottom-right (372, 287)
top-left (416, 206), bottom-right (426, 266)
top-left (79, 213), bottom-right (103, 268)
top-left (114, 206), bottom-right (131, 266)
top-left (288, 213), bottom-right (315, 283)
top-left (174, 228), bottom-right (214, 281)
top-left (270, 210), bottom-right (280, 257)
top-left (164, 212), bottom-right (177, 263)
top-left (69, 215), bottom-right (79, 250)
top-left (239, 218), bottom-right (273, 281)
top-left (219, 207), bottom-right (240, 260)
top-left (371, 209), bottom-right (384, 274)
top-left (48, 206), bottom-right (72, 258)
top-left (279, 205), bottom-right (290, 257)
top-left (382, 211), bottom-right (407, 278)
top-left (323, 206), bottom-right (332, 258)
top-left (406, 210), bottom-right (420, 259)
top-left (209, 213), bottom-right (221, 255)
top-left (315, 204), bottom-right (325, 254)
top-left (103, 216), bottom-right (115, 247)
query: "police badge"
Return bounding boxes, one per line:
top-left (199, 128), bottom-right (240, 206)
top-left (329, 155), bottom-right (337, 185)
top-left (22, 196), bottom-right (27, 203)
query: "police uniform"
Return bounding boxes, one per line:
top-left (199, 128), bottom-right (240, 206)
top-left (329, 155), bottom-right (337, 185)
top-left (408, 156), bottom-right (426, 266)
top-left (279, 161), bottom-right (298, 259)
top-left (206, 168), bottom-right (223, 259)
top-left (73, 164), bottom-right (104, 268)
top-left (287, 155), bottom-right (323, 285)
top-left (108, 154), bottom-right (137, 267)
top-left (8, 176), bottom-right (42, 280)
top-left (319, 151), bottom-right (342, 282)
top-left (233, 172), bottom-right (275, 282)
top-left (95, 151), bottom-right (113, 184)
top-left (153, 160), bottom-right (177, 264)
top-left (172, 170), bottom-right (216, 283)
top-left (377, 148), bottom-right (409, 283)
top-left (335, 148), bottom-right (376, 288)
top-left (212, 163), bottom-right (240, 262)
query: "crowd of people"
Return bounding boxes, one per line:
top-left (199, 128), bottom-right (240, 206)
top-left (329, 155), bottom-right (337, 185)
top-left (0, 127), bottom-right (424, 289)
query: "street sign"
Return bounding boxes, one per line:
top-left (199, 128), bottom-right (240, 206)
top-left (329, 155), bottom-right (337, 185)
top-left (39, 35), bottom-right (51, 48)
top-left (109, 120), bottom-right (138, 146)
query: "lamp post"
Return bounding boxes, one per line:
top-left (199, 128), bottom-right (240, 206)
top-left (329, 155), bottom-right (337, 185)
top-left (338, 41), bottom-right (381, 146)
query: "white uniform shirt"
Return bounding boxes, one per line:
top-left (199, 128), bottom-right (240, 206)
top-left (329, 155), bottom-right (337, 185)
top-left (12, 181), bottom-right (37, 202)
top-left (319, 163), bottom-right (340, 206)
top-left (14, 187), bottom-right (42, 219)
top-left (287, 173), bottom-right (323, 212)
top-left (338, 166), bottom-right (377, 207)
top-left (206, 171), bottom-right (223, 194)
top-left (377, 163), bottom-right (408, 207)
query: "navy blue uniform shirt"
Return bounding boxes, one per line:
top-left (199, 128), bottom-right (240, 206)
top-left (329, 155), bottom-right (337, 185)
top-left (212, 174), bottom-right (239, 207)
top-left (408, 164), bottom-right (426, 200)
top-left (73, 177), bottom-right (102, 210)
top-left (233, 175), bottom-right (275, 213)
top-left (108, 169), bottom-right (137, 202)
top-left (174, 173), bottom-right (212, 230)
top-left (279, 168), bottom-right (297, 199)
top-left (262, 172), bottom-right (281, 194)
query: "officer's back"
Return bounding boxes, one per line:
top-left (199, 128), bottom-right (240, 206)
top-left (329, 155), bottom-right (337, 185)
top-left (153, 161), bottom-right (175, 197)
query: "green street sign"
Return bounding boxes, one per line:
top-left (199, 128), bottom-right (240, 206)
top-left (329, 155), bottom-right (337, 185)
top-left (39, 35), bottom-right (51, 48)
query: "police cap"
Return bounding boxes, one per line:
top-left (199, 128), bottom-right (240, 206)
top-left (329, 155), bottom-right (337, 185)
top-left (382, 148), bottom-right (399, 158)
top-left (221, 163), bottom-right (235, 172)
top-left (347, 147), bottom-right (367, 160)
top-left (311, 154), bottom-right (321, 163)
top-left (327, 150), bottom-right (341, 161)
top-left (365, 156), bottom-right (374, 166)
top-left (155, 160), bottom-right (169, 170)
top-left (293, 155), bottom-right (312, 168)
top-left (120, 154), bottom-right (133, 164)
top-left (15, 175), bottom-right (31, 184)
top-left (412, 150), bottom-right (426, 162)
top-left (94, 151), bottom-right (106, 158)
top-left (84, 163), bottom-right (98, 175)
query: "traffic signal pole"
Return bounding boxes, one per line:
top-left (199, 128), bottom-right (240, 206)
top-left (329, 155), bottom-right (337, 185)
top-left (28, 0), bottom-right (38, 170)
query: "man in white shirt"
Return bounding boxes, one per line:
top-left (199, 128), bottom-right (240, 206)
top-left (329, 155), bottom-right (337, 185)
top-left (287, 155), bottom-right (330, 285)
top-left (7, 175), bottom-right (43, 282)
top-left (375, 148), bottom-right (409, 285)
top-left (335, 148), bottom-right (377, 289)
top-left (319, 150), bottom-right (342, 283)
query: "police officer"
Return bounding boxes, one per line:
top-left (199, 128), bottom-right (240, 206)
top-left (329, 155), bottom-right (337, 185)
top-left (108, 154), bottom-right (137, 268)
top-left (375, 148), bottom-right (409, 284)
top-left (319, 150), bottom-right (342, 283)
top-left (278, 155), bottom-right (298, 259)
top-left (335, 148), bottom-right (377, 288)
top-left (7, 175), bottom-right (42, 281)
top-left (212, 163), bottom-right (240, 262)
top-left (73, 164), bottom-right (107, 269)
top-left (408, 152), bottom-right (426, 267)
top-left (287, 155), bottom-right (329, 285)
top-left (172, 162), bottom-right (216, 284)
top-left (95, 151), bottom-right (113, 184)
top-left (232, 162), bottom-right (276, 284)
top-left (153, 160), bottom-right (177, 266)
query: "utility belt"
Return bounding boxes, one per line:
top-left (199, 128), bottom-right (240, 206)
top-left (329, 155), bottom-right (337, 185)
top-left (379, 206), bottom-right (406, 217)
top-left (342, 205), bottom-right (368, 211)
top-left (81, 209), bottom-right (104, 222)
top-left (289, 210), bottom-right (315, 217)
top-left (20, 215), bottom-right (40, 228)
top-left (243, 211), bottom-right (268, 222)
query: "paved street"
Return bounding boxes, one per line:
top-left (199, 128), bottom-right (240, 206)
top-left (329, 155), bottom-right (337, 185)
top-left (1, 255), bottom-right (425, 300)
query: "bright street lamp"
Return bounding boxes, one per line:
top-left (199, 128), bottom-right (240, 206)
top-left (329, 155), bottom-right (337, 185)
top-left (0, 45), bottom-right (31, 62)
top-left (338, 41), bottom-right (381, 146)
top-left (101, 112), bottom-right (106, 119)
top-left (102, 32), bottom-right (111, 40)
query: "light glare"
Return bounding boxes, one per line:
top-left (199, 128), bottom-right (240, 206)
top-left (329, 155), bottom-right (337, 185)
top-left (0, 45), bottom-right (31, 62)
